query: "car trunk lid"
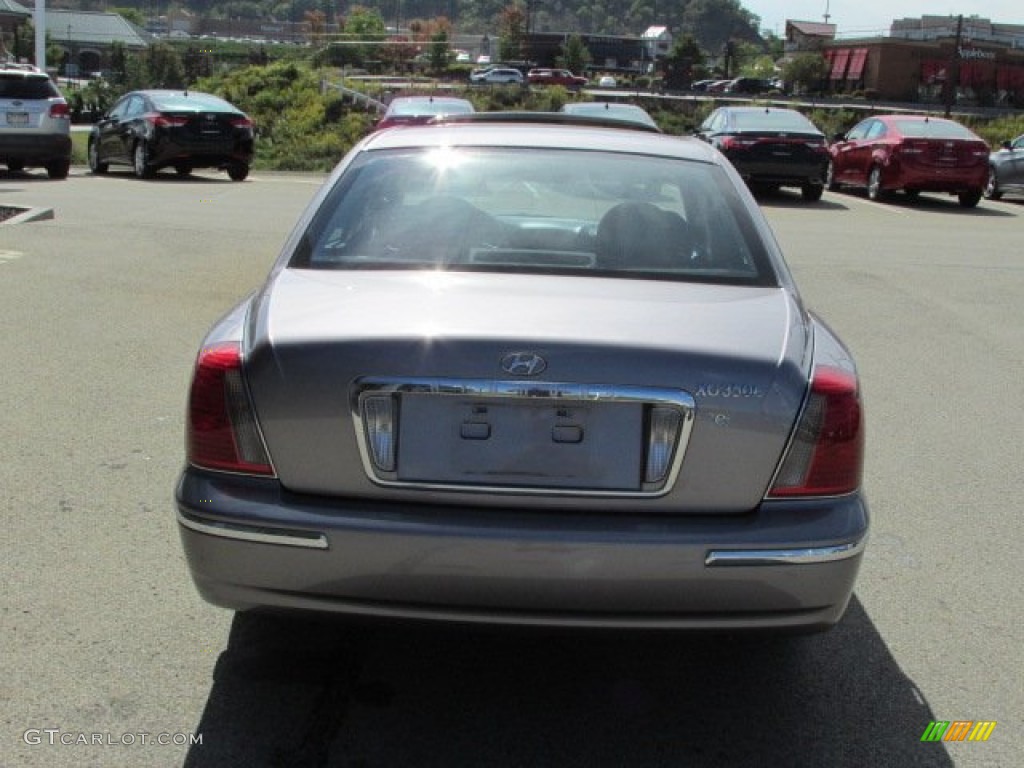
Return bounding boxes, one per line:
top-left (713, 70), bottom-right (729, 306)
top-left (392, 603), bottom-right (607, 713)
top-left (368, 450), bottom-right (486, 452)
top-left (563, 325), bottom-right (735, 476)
top-left (244, 270), bottom-right (811, 513)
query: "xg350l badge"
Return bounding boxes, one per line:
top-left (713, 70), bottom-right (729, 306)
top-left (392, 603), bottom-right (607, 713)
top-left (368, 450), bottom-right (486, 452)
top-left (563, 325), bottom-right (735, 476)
top-left (500, 352), bottom-right (547, 377)
top-left (696, 384), bottom-right (763, 398)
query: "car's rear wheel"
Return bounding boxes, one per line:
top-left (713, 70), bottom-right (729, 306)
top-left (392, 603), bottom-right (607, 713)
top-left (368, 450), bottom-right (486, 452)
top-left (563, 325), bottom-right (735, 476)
top-left (6, 160), bottom-right (25, 172)
top-left (133, 140), bottom-right (154, 179)
top-left (825, 160), bottom-right (840, 191)
top-left (958, 188), bottom-right (982, 208)
top-left (174, 163), bottom-right (193, 177)
top-left (801, 182), bottom-right (824, 202)
top-left (226, 162), bottom-right (249, 182)
top-left (46, 159), bottom-right (70, 180)
top-left (867, 166), bottom-right (887, 201)
top-left (88, 139), bottom-right (108, 174)
top-left (984, 168), bottom-right (1002, 200)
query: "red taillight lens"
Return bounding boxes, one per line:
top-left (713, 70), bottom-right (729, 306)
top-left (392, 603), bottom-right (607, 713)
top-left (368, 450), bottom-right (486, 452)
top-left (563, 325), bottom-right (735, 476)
top-left (230, 117), bottom-right (253, 129)
top-left (769, 367), bottom-right (863, 497)
top-left (187, 342), bottom-right (274, 476)
top-left (720, 136), bottom-right (756, 151)
top-left (49, 102), bottom-right (70, 119)
top-left (146, 113), bottom-right (189, 128)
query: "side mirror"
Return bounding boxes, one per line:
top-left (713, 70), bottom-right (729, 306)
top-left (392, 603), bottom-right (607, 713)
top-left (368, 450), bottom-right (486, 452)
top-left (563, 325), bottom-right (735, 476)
top-left (1002, 140), bottom-right (1013, 150)
top-left (832, 132), bottom-right (846, 143)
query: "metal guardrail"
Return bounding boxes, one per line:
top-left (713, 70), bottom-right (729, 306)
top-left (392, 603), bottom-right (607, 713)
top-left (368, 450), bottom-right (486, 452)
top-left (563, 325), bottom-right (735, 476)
top-left (322, 79), bottom-right (387, 114)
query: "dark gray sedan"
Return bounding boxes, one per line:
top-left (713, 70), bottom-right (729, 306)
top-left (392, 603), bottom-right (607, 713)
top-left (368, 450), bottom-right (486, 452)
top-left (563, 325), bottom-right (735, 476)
top-left (696, 106), bottom-right (829, 201)
top-left (88, 90), bottom-right (253, 180)
top-left (985, 134), bottom-right (1024, 200)
top-left (176, 114), bottom-right (868, 631)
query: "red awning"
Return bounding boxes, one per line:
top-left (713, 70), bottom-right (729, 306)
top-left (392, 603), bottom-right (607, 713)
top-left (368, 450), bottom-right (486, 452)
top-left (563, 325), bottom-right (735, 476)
top-left (846, 48), bottom-right (868, 80)
top-left (830, 49), bottom-right (851, 80)
top-left (997, 65), bottom-right (1024, 91)
top-left (921, 59), bottom-right (946, 84)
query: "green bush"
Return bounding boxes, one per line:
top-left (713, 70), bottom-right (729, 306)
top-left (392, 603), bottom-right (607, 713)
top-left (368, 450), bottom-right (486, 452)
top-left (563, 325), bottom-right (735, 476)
top-left (194, 62), bottom-right (374, 171)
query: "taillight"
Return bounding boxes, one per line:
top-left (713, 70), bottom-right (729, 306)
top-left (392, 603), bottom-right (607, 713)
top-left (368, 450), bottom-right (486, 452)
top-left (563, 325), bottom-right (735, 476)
top-left (49, 102), bottom-right (70, 119)
top-left (720, 136), bottom-right (756, 151)
top-left (768, 366), bottom-right (863, 497)
top-left (146, 113), bottom-right (189, 127)
top-left (187, 342), bottom-right (274, 476)
top-left (230, 117), bottom-right (253, 129)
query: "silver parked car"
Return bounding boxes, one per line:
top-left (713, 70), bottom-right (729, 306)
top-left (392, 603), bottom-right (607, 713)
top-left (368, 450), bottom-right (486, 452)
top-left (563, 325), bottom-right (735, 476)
top-left (0, 63), bottom-right (72, 179)
top-left (985, 134), bottom-right (1024, 200)
top-left (177, 113), bottom-right (868, 632)
top-left (469, 67), bottom-right (525, 85)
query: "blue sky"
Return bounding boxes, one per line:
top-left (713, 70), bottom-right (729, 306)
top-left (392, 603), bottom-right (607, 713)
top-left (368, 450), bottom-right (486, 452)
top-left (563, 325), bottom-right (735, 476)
top-left (745, 1), bottom-right (1023, 38)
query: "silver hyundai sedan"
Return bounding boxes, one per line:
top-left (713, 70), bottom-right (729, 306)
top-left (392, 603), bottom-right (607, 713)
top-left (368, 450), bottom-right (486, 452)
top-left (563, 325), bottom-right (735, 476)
top-left (176, 114), bottom-right (868, 631)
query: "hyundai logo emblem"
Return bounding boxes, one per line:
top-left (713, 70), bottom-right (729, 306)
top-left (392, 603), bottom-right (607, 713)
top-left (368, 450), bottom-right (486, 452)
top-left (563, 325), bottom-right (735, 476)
top-left (500, 352), bottom-right (547, 376)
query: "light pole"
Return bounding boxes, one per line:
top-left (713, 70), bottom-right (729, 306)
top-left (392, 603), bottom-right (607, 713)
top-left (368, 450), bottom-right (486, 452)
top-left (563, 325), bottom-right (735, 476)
top-left (34, 0), bottom-right (46, 71)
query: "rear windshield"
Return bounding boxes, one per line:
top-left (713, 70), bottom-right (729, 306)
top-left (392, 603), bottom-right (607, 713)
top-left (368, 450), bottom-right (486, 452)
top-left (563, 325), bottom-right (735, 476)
top-left (733, 110), bottom-right (818, 133)
top-left (389, 99), bottom-right (473, 116)
top-left (290, 147), bottom-right (776, 286)
top-left (892, 119), bottom-right (977, 140)
top-left (0, 75), bottom-right (60, 99)
top-left (150, 93), bottom-right (236, 112)
top-left (561, 104), bottom-right (658, 128)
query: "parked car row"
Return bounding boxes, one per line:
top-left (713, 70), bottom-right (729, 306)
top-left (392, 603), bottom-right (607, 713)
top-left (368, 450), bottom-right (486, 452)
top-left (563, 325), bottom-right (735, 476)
top-left (467, 64), bottom-right (611, 89)
top-left (2, 64), bottom-right (254, 182)
top-left (695, 105), bottom-right (1015, 209)
top-left (5, 61), bottom-right (1022, 204)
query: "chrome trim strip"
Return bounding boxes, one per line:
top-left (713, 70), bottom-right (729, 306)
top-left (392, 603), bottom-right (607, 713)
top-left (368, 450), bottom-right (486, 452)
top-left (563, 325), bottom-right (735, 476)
top-left (351, 377), bottom-right (696, 498)
top-left (705, 538), bottom-right (867, 567)
top-left (177, 510), bottom-right (328, 549)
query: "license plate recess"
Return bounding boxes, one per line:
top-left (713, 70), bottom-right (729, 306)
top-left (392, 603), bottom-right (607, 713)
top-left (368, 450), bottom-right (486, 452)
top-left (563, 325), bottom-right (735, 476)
top-left (397, 393), bottom-right (644, 490)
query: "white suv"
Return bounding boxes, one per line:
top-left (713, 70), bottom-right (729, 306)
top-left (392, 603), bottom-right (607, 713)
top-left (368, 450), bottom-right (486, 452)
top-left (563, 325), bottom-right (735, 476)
top-left (1, 64), bottom-right (72, 179)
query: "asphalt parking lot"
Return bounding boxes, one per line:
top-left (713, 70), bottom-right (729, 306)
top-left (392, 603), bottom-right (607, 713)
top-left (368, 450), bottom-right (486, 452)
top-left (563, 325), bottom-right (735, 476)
top-left (1, 166), bottom-right (1021, 767)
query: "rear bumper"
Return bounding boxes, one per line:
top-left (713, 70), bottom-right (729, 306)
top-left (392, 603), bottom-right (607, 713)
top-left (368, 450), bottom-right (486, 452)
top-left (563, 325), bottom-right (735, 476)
top-left (889, 162), bottom-right (987, 192)
top-left (0, 132), bottom-right (72, 163)
top-left (727, 156), bottom-right (828, 187)
top-left (149, 136), bottom-right (253, 168)
top-left (176, 468), bottom-right (869, 630)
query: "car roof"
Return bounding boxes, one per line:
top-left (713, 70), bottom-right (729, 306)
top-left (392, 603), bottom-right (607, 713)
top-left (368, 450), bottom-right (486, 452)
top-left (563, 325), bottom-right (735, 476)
top-left (359, 114), bottom-right (718, 163)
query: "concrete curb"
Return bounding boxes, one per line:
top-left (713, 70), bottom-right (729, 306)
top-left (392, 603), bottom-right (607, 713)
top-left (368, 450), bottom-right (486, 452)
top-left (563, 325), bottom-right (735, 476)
top-left (0, 206), bottom-right (55, 226)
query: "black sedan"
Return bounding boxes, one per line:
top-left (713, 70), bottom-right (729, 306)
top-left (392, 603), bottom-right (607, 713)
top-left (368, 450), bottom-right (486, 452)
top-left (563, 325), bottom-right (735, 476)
top-left (88, 90), bottom-right (254, 180)
top-left (696, 107), bottom-right (829, 201)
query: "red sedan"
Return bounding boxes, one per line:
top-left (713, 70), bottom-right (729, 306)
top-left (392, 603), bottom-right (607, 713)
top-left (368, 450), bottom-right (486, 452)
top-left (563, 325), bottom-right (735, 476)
top-left (827, 114), bottom-right (989, 208)
top-left (526, 68), bottom-right (588, 89)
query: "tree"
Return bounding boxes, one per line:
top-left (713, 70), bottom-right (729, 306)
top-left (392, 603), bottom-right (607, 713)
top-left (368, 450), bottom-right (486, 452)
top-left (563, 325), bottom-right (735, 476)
top-left (332, 6), bottom-right (386, 68)
top-left (681, 0), bottom-right (762, 53)
top-left (429, 29), bottom-right (450, 72)
top-left (559, 34), bottom-right (591, 75)
top-left (497, 4), bottom-right (526, 62)
top-left (662, 34), bottom-right (705, 90)
top-left (146, 43), bottom-right (186, 88)
top-left (782, 52), bottom-right (828, 94)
